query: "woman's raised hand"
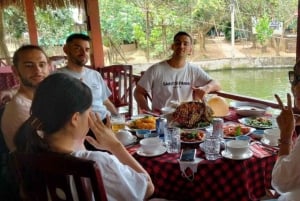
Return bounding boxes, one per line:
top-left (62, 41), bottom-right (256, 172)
top-left (275, 93), bottom-right (295, 137)
top-left (86, 112), bottom-right (121, 151)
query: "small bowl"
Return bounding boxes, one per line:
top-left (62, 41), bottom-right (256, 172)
top-left (226, 140), bottom-right (249, 156)
top-left (116, 130), bottom-right (134, 145)
top-left (264, 128), bottom-right (280, 145)
top-left (140, 138), bottom-right (161, 154)
top-left (235, 135), bottom-right (251, 142)
top-left (251, 130), bottom-right (264, 139)
top-left (136, 129), bottom-right (151, 138)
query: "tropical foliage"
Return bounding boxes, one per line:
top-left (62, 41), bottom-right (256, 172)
top-left (1, 0), bottom-right (298, 59)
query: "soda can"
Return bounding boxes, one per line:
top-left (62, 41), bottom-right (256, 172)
top-left (212, 118), bottom-right (224, 138)
top-left (156, 117), bottom-right (167, 140)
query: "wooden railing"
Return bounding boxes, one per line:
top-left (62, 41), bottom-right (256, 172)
top-left (212, 91), bottom-right (280, 109)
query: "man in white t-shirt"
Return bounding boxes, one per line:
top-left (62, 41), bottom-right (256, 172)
top-left (57, 33), bottom-right (118, 120)
top-left (134, 31), bottom-right (221, 112)
top-left (1, 45), bottom-right (50, 151)
top-left (57, 33), bottom-right (119, 150)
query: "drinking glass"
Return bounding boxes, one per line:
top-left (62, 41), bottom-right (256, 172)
top-left (111, 114), bottom-right (126, 133)
top-left (203, 136), bottom-right (221, 160)
top-left (164, 127), bottom-right (181, 153)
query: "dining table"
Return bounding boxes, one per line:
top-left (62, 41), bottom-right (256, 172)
top-left (126, 109), bottom-right (278, 201)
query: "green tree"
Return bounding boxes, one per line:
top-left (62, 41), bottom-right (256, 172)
top-left (255, 14), bottom-right (273, 52)
top-left (4, 7), bottom-right (26, 39)
top-left (192, 0), bottom-right (226, 50)
top-left (36, 6), bottom-right (74, 47)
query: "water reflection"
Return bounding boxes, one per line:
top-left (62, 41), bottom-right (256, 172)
top-left (208, 68), bottom-right (292, 103)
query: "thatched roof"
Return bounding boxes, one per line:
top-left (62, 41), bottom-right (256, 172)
top-left (0, 0), bottom-right (84, 9)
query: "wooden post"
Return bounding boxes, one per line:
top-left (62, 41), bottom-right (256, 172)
top-left (296, 0), bottom-right (300, 63)
top-left (84, 0), bottom-right (105, 68)
top-left (23, 0), bottom-right (38, 45)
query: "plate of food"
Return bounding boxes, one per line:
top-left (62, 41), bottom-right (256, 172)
top-left (223, 121), bottom-right (255, 138)
top-left (238, 117), bottom-right (273, 129)
top-left (172, 101), bottom-right (213, 129)
top-left (180, 129), bottom-right (207, 144)
top-left (126, 116), bottom-right (156, 131)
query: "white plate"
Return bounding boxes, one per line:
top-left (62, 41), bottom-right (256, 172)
top-left (239, 117), bottom-right (273, 129)
top-left (235, 106), bottom-right (266, 117)
top-left (261, 137), bottom-right (278, 147)
top-left (230, 101), bottom-right (268, 110)
top-left (123, 136), bottom-right (137, 146)
top-left (223, 121), bottom-right (255, 139)
top-left (136, 146), bottom-right (167, 157)
top-left (221, 150), bottom-right (253, 160)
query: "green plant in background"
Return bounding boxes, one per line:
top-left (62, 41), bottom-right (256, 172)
top-left (4, 7), bottom-right (26, 39)
top-left (1, 0), bottom-right (298, 60)
top-left (255, 14), bottom-right (273, 51)
top-left (36, 7), bottom-right (74, 47)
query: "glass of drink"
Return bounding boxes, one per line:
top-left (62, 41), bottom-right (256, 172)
top-left (111, 114), bottom-right (126, 133)
top-left (164, 127), bottom-right (181, 153)
top-left (203, 136), bottom-right (221, 160)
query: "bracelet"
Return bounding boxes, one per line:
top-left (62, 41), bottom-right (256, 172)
top-left (278, 139), bottom-right (292, 145)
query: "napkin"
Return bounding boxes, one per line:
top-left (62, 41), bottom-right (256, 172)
top-left (178, 158), bottom-right (203, 181)
top-left (250, 142), bottom-right (278, 158)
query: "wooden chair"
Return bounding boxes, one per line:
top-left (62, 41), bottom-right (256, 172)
top-left (49, 56), bottom-right (67, 71)
top-left (135, 71), bottom-right (152, 114)
top-left (99, 65), bottom-right (133, 118)
top-left (10, 152), bottom-right (108, 201)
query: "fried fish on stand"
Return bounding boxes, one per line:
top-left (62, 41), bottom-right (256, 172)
top-left (172, 101), bottom-right (214, 128)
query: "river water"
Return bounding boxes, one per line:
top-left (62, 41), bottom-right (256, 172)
top-left (208, 68), bottom-right (293, 104)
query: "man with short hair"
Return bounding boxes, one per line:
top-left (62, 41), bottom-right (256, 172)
top-left (1, 45), bottom-right (50, 152)
top-left (57, 33), bottom-right (119, 150)
top-left (134, 31), bottom-right (221, 112)
top-left (57, 33), bottom-right (118, 120)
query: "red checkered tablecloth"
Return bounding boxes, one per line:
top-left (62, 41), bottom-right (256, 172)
top-left (128, 145), bottom-right (276, 201)
top-left (126, 108), bottom-right (278, 200)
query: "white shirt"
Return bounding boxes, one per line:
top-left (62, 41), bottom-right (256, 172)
top-left (57, 67), bottom-right (111, 120)
top-left (71, 150), bottom-right (148, 201)
top-left (272, 135), bottom-right (300, 201)
top-left (138, 60), bottom-right (212, 111)
top-left (1, 93), bottom-right (31, 151)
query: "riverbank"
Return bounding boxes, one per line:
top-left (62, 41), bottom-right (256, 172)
top-left (125, 37), bottom-right (296, 74)
top-left (132, 57), bottom-right (295, 73)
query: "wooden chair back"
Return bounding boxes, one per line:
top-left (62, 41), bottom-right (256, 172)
top-left (136, 71), bottom-right (152, 113)
top-left (10, 152), bottom-right (108, 201)
top-left (99, 65), bottom-right (133, 118)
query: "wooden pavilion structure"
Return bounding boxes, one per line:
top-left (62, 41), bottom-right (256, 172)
top-left (1, 0), bottom-right (300, 67)
top-left (0, 0), bottom-right (105, 68)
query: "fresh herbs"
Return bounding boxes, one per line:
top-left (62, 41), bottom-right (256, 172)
top-left (235, 126), bottom-right (241, 136)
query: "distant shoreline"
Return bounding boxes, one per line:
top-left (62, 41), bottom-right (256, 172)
top-left (132, 56), bottom-right (295, 74)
